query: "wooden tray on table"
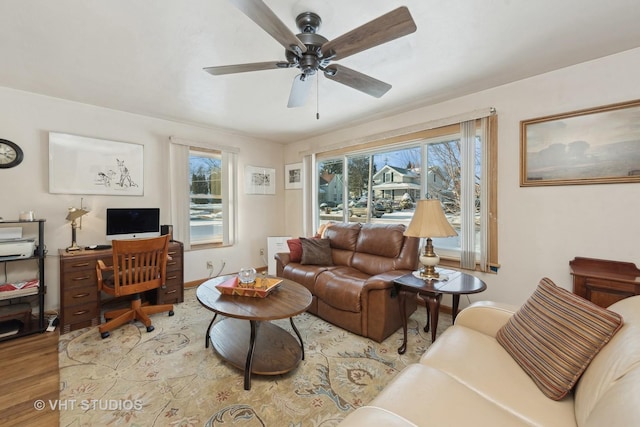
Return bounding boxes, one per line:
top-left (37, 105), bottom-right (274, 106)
top-left (215, 276), bottom-right (282, 298)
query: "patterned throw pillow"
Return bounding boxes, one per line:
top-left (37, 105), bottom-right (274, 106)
top-left (287, 238), bottom-right (302, 262)
top-left (300, 237), bottom-right (333, 266)
top-left (496, 277), bottom-right (623, 400)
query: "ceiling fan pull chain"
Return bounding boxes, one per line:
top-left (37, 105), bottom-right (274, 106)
top-left (316, 73), bottom-right (320, 120)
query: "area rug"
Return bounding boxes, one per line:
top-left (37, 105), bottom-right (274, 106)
top-left (59, 287), bottom-right (451, 426)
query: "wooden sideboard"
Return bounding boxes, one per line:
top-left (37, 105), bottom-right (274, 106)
top-left (59, 240), bottom-right (184, 334)
top-left (569, 257), bottom-right (640, 308)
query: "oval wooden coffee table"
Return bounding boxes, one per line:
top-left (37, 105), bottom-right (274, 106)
top-left (196, 275), bottom-right (312, 390)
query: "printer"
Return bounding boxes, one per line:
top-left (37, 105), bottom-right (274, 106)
top-left (0, 239), bottom-right (36, 260)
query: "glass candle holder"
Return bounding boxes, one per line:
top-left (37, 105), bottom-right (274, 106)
top-left (238, 267), bottom-right (257, 284)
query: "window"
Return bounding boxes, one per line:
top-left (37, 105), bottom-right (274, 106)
top-left (189, 149), bottom-right (223, 244)
top-left (169, 139), bottom-right (237, 249)
top-left (314, 115), bottom-right (498, 272)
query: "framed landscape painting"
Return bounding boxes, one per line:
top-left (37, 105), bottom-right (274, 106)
top-left (520, 99), bottom-right (640, 186)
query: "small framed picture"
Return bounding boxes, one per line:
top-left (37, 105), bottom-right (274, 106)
top-left (285, 163), bottom-right (302, 190)
top-left (245, 165), bottom-right (276, 195)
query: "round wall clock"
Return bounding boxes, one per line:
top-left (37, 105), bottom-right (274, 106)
top-left (0, 139), bottom-right (24, 169)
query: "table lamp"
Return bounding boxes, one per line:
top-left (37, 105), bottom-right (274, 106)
top-left (404, 199), bottom-right (458, 280)
top-left (66, 207), bottom-right (89, 252)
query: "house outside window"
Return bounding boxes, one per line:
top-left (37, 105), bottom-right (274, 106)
top-left (313, 115), bottom-right (497, 271)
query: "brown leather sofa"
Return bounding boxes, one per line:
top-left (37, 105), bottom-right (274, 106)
top-left (275, 222), bottom-right (419, 342)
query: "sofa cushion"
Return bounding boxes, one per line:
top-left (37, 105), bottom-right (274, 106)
top-left (282, 263), bottom-right (330, 297)
top-left (315, 267), bottom-right (369, 312)
top-left (323, 222), bottom-right (361, 251)
top-left (421, 323), bottom-right (577, 425)
top-left (287, 238), bottom-right (302, 262)
top-left (300, 237), bottom-right (333, 266)
top-left (496, 277), bottom-right (623, 400)
top-left (574, 295), bottom-right (640, 426)
top-left (355, 223), bottom-right (406, 258)
top-left (363, 364), bottom-right (534, 426)
top-left (338, 406), bottom-right (419, 427)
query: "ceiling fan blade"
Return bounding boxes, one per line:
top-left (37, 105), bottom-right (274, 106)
top-left (229, 0), bottom-right (307, 54)
top-left (287, 74), bottom-right (313, 108)
top-left (324, 65), bottom-right (391, 98)
top-left (203, 61), bottom-right (284, 76)
top-left (321, 6), bottom-right (416, 61)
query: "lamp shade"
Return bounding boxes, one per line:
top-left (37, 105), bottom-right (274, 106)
top-left (404, 200), bottom-right (457, 238)
top-left (66, 207), bottom-right (89, 222)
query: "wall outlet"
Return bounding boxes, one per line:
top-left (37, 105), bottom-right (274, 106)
top-left (206, 261), bottom-right (213, 269)
top-left (259, 248), bottom-right (264, 256)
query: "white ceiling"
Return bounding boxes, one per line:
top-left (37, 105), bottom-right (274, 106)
top-left (2, 0), bottom-right (640, 144)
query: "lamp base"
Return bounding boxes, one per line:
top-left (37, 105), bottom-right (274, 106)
top-left (420, 267), bottom-right (440, 279)
top-left (417, 237), bottom-right (448, 281)
top-left (66, 242), bottom-right (82, 252)
top-left (412, 269), bottom-right (449, 282)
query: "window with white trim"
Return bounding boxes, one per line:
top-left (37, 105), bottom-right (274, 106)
top-left (169, 139), bottom-right (237, 249)
top-left (314, 116), bottom-right (498, 272)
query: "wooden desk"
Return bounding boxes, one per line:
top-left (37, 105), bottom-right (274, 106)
top-left (58, 240), bottom-right (183, 334)
top-left (570, 257), bottom-right (640, 308)
top-left (394, 269), bottom-right (486, 353)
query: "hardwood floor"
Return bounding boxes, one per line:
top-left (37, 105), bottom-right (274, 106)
top-left (0, 331), bottom-right (59, 427)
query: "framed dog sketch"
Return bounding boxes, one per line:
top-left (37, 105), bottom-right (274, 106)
top-left (285, 163), bottom-right (302, 189)
top-left (49, 132), bottom-right (144, 195)
top-left (245, 165), bottom-right (276, 195)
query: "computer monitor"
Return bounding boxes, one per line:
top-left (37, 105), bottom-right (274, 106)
top-left (106, 208), bottom-right (160, 241)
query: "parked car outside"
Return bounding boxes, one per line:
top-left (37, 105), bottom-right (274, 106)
top-left (378, 199), bottom-right (394, 213)
top-left (349, 201), bottom-right (385, 218)
top-left (320, 201), bottom-right (339, 212)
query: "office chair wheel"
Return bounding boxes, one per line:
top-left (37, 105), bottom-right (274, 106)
top-left (169, 310), bottom-right (174, 316)
top-left (101, 331), bottom-right (110, 339)
top-left (146, 325), bottom-right (155, 333)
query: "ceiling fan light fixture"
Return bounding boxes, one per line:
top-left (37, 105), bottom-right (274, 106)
top-left (205, 1), bottom-right (416, 107)
top-left (299, 55), bottom-right (319, 75)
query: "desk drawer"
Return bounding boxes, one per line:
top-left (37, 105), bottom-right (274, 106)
top-left (61, 256), bottom-right (111, 274)
top-left (63, 286), bottom-right (98, 307)
top-left (167, 241), bottom-right (182, 270)
top-left (64, 269), bottom-right (98, 287)
top-left (167, 259), bottom-right (182, 274)
top-left (157, 286), bottom-right (181, 304)
top-left (158, 273), bottom-right (183, 304)
top-left (61, 304), bottom-right (100, 333)
top-left (166, 257), bottom-right (182, 272)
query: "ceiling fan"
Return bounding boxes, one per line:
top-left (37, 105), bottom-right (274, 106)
top-left (204, 0), bottom-right (417, 108)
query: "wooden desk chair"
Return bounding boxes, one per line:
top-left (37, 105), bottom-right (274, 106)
top-left (97, 235), bottom-right (174, 339)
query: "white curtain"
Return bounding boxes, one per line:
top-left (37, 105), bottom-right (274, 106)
top-left (221, 150), bottom-right (238, 246)
top-left (302, 154), bottom-right (314, 237)
top-left (459, 117), bottom-right (491, 271)
top-left (169, 142), bottom-right (191, 250)
top-left (478, 117), bottom-right (490, 272)
top-left (459, 120), bottom-right (476, 269)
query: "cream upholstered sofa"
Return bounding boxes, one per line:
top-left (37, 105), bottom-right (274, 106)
top-left (338, 291), bottom-right (640, 426)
